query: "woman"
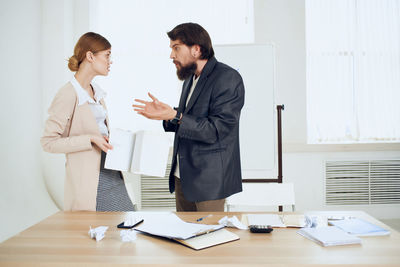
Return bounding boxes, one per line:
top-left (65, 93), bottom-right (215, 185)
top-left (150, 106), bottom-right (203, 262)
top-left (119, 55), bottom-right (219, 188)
top-left (41, 32), bottom-right (135, 212)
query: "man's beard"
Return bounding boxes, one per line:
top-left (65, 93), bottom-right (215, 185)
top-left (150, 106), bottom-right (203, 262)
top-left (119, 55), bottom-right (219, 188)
top-left (175, 60), bottom-right (197, 81)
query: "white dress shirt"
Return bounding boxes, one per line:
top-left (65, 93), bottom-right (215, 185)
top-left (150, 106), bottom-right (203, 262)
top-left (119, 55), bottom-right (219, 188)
top-left (70, 76), bottom-right (109, 137)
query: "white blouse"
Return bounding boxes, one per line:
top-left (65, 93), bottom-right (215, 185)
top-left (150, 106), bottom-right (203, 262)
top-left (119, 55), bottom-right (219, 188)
top-left (70, 77), bottom-right (109, 137)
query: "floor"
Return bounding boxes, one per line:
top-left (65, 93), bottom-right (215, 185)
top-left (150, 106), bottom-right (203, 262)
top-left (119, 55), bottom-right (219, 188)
top-left (381, 219), bottom-right (400, 232)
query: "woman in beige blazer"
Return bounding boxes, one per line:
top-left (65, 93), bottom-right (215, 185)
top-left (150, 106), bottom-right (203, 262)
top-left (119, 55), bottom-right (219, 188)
top-left (41, 32), bottom-right (135, 211)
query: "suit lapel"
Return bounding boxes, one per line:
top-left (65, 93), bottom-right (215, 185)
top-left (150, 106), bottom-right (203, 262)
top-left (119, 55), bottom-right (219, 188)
top-left (179, 77), bottom-right (193, 112)
top-left (100, 99), bottom-right (110, 133)
top-left (184, 57), bottom-right (217, 113)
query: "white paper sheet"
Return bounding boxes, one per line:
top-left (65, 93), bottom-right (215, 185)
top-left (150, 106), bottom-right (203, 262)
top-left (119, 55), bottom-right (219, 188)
top-left (297, 226), bottom-right (362, 247)
top-left (218, 216), bottom-right (248, 230)
top-left (105, 129), bottom-right (171, 177)
top-left (329, 218), bottom-right (390, 236)
top-left (134, 212), bottom-right (224, 240)
top-left (105, 128), bottom-right (135, 171)
top-left (123, 213), bottom-right (143, 227)
top-left (131, 130), bottom-right (171, 177)
top-left (247, 214), bottom-right (286, 227)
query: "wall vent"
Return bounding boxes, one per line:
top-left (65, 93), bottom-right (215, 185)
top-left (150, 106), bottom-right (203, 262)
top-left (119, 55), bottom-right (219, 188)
top-left (141, 152), bottom-right (175, 209)
top-left (325, 160), bottom-right (400, 205)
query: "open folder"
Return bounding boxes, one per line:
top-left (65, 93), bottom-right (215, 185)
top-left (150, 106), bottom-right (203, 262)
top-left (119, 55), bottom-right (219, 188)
top-left (105, 129), bottom-right (171, 177)
top-left (134, 213), bottom-right (239, 250)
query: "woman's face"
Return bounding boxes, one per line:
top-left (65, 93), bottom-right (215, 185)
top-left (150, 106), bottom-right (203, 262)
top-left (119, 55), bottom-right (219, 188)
top-left (93, 48), bottom-right (112, 76)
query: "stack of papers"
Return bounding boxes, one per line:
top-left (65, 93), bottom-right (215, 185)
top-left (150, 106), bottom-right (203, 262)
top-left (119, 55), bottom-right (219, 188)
top-left (329, 218), bottom-right (390, 236)
top-left (297, 227), bottom-right (362, 247)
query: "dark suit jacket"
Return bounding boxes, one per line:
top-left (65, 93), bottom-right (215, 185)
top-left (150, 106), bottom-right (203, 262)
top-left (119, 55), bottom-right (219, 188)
top-left (163, 56), bottom-right (245, 202)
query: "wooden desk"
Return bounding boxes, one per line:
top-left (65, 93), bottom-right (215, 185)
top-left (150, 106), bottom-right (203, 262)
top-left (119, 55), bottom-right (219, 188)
top-left (0, 211), bottom-right (399, 266)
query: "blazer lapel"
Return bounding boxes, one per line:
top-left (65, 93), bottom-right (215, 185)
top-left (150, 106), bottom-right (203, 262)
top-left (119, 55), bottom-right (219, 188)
top-left (179, 77), bottom-right (193, 112)
top-left (185, 57), bottom-right (217, 113)
top-left (100, 99), bottom-right (110, 133)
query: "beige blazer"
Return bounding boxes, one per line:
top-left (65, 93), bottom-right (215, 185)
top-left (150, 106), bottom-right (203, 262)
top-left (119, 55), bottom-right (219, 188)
top-left (41, 82), bottom-right (110, 211)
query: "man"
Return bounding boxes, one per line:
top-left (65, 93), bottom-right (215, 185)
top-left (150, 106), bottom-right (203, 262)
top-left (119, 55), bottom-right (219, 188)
top-left (133, 23), bottom-right (245, 211)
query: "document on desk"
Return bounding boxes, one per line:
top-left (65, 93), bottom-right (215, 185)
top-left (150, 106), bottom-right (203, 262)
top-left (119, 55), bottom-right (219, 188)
top-left (175, 228), bottom-right (239, 250)
top-left (297, 226), bottom-right (362, 247)
top-left (134, 213), bottom-right (239, 250)
top-left (329, 218), bottom-right (390, 236)
top-left (246, 214), bottom-right (308, 228)
top-left (105, 129), bottom-right (171, 177)
top-left (247, 214), bottom-right (286, 227)
top-left (134, 213), bottom-right (224, 240)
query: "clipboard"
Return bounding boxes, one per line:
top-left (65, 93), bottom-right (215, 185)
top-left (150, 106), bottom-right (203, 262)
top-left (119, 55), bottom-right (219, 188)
top-left (174, 228), bottom-right (240, 250)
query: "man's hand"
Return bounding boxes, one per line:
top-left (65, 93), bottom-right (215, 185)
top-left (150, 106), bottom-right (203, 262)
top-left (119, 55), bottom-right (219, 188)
top-left (133, 92), bottom-right (176, 120)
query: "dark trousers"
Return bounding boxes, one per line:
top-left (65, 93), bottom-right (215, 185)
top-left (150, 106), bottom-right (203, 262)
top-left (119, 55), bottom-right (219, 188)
top-left (174, 176), bottom-right (225, 212)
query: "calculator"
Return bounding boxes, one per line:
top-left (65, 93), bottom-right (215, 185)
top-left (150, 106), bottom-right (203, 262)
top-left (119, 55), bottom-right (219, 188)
top-left (249, 225), bottom-right (273, 233)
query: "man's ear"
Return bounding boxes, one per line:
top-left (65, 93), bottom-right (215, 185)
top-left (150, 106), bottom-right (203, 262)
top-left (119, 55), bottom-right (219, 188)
top-left (191, 45), bottom-right (201, 59)
top-left (86, 51), bottom-right (94, 62)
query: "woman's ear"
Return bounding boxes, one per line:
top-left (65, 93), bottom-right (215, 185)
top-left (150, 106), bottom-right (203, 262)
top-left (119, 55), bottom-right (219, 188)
top-left (86, 51), bottom-right (94, 62)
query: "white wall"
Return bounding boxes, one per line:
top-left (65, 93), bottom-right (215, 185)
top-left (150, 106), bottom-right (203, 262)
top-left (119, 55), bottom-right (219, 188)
top-left (254, 0), bottom-right (400, 219)
top-left (0, 0), bottom-right (58, 242)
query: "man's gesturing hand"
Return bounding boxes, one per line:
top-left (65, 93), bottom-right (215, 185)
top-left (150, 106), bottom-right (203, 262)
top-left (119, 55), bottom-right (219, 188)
top-left (132, 92), bottom-right (176, 121)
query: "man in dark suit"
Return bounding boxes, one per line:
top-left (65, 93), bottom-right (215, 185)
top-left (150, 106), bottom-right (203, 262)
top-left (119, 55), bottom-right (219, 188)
top-left (133, 23), bottom-right (245, 211)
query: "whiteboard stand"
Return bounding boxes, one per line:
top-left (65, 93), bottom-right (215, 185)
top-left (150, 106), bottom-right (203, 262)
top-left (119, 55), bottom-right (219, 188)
top-left (242, 104), bottom-right (285, 211)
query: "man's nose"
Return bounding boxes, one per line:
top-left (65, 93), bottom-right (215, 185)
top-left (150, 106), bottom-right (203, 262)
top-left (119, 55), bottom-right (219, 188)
top-left (170, 51), bottom-right (175, 59)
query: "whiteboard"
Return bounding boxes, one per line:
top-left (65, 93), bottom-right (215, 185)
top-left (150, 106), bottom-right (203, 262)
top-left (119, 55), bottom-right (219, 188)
top-left (214, 44), bottom-right (277, 179)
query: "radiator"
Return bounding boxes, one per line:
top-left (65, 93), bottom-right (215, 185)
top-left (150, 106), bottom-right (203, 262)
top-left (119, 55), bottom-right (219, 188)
top-left (141, 153), bottom-right (176, 209)
top-left (325, 160), bottom-right (400, 205)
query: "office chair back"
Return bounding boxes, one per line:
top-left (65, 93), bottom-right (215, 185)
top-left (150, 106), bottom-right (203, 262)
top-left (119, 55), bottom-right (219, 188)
top-left (226, 182), bottom-right (295, 212)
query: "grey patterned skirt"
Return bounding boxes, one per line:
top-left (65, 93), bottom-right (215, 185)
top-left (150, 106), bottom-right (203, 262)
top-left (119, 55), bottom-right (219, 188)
top-left (96, 151), bottom-right (135, 211)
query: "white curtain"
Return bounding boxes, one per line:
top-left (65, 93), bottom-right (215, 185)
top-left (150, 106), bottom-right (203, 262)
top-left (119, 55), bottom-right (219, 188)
top-left (306, 0), bottom-right (400, 143)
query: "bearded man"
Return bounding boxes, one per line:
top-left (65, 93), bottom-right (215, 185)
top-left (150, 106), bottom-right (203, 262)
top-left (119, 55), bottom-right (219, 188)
top-left (133, 23), bottom-right (245, 212)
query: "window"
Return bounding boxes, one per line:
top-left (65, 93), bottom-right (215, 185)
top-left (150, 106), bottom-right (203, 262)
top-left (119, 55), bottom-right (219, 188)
top-left (306, 0), bottom-right (400, 144)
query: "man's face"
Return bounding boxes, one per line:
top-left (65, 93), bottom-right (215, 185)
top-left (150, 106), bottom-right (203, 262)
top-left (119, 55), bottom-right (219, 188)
top-left (169, 39), bottom-right (197, 80)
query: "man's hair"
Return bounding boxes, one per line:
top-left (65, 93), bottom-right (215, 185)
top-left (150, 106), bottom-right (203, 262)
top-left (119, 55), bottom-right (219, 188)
top-left (167, 23), bottom-right (214, 60)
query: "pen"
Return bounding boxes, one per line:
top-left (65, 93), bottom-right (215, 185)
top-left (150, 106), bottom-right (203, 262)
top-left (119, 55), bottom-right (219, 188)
top-left (196, 214), bottom-right (213, 222)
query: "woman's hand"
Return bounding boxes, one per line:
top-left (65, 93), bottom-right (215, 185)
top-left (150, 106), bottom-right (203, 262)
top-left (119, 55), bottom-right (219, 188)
top-left (132, 92), bottom-right (176, 120)
top-left (90, 135), bottom-right (113, 153)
